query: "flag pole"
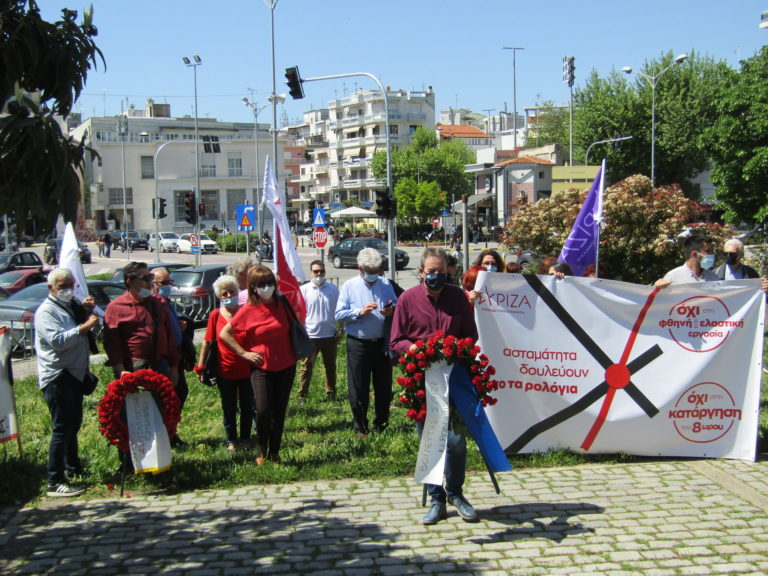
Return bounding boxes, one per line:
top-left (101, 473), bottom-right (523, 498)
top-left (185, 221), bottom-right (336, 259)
top-left (595, 159), bottom-right (606, 278)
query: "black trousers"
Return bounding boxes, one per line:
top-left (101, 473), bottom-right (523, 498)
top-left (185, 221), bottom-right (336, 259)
top-left (251, 365), bottom-right (295, 459)
top-left (345, 336), bottom-right (392, 434)
top-left (42, 371), bottom-right (84, 485)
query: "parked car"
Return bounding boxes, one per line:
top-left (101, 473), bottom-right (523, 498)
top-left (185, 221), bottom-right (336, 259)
top-left (109, 262), bottom-right (188, 284)
top-left (149, 232), bottom-right (180, 253)
top-left (0, 280), bottom-right (127, 351)
top-left (109, 230), bottom-right (148, 251)
top-left (328, 237), bottom-right (409, 270)
top-left (0, 269), bottom-right (47, 294)
top-left (44, 238), bottom-right (92, 265)
top-left (0, 251), bottom-right (44, 274)
top-left (176, 233), bottom-right (219, 254)
top-left (169, 264), bottom-right (227, 323)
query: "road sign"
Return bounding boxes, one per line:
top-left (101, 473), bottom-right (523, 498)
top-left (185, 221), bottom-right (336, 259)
top-left (236, 204), bottom-right (255, 231)
top-left (190, 233), bottom-right (199, 247)
top-left (313, 226), bottom-right (328, 249)
top-left (312, 208), bottom-right (326, 227)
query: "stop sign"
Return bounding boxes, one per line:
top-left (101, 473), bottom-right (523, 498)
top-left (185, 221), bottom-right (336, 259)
top-left (313, 226), bottom-right (328, 248)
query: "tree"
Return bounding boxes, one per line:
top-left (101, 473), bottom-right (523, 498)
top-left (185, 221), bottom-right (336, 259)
top-left (702, 47), bottom-right (768, 224)
top-left (370, 126), bottom-right (474, 220)
top-left (573, 52), bottom-right (731, 195)
top-left (0, 1), bottom-right (103, 234)
top-left (500, 175), bottom-right (730, 284)
top-left (393, 178), bottom-right (444, 224)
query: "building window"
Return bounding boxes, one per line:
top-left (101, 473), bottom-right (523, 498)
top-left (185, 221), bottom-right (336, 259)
top-left (228, 153), bottom-right (243, 177)
top-left (174, 190), bottom-right (188, 221)
top-left (140, 156), bottom-right (154, 179)
top-left (389, 125), bottom-right (399, 136)
top-left (201, 162), bottom-right (216, 177)
top-left (200, 190), bottom-right (219, 220)
top-left (226, 189), bottom-right (246, 219)
top-left (108, 188), bottom-right (133, 205)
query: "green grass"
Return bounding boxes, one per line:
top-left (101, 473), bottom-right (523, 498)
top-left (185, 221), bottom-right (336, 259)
top-left (2, 334), bottom-right (766, 508)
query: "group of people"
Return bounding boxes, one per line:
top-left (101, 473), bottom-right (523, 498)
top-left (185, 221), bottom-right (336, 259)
top-left (34, 235), bottom-right (766, 527)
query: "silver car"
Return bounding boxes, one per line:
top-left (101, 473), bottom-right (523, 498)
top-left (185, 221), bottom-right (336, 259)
top-left (149, 232), bottom-right (180, 253)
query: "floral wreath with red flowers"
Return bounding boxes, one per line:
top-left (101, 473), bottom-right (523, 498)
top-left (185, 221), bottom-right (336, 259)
top-left (396, 330), bottom-right (499, 423)
top-left (97, 369), bottom-right (182, 453)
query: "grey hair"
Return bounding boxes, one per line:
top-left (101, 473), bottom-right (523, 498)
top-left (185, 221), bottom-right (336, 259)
top-left (420, 247), bottom-right (448, 269)
top-left (213, 274), bottom-right (239, 298)
top-left (724, 238), bottom-right (744, 255)
top-left (47, 267), bottom-right (73, 285)
top-left (226, 256), bottom-right (253, 277)
top-left (357, 247), bottom-right (382, 269)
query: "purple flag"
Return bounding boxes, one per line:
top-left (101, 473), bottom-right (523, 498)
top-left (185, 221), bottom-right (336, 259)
top-left (557, 160), bottom-right (605, 277)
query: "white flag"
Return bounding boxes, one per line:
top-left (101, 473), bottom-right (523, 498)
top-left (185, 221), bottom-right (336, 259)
top-left (59, 222), bottom-right (89, 304)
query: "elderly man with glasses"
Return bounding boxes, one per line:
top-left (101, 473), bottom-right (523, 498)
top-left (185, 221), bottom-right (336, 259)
top-left (298, 260), bottom-right (341, 403)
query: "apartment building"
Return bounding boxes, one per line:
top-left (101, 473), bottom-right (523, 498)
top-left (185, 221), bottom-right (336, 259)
top-left (69, 99), bottom-right (285, 235)
top-left (287, 87), bottom-right (436, 217)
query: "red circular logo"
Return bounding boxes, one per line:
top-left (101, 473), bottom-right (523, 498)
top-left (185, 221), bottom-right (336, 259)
top-left (663, 296), bottom-right (732, 353)
top-left (670, 382), bottom-right (738, 443)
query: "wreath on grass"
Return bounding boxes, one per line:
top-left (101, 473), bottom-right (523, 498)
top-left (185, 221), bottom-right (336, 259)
top-left (97, 369), bottom-right (181, 452)
top-left (396, 330), bottom-right (499, 423)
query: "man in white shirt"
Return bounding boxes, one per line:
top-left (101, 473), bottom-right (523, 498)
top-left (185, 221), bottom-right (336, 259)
top-left (655, 235), bottom-right (719, 287)
top-left (298, 260), bottom-right (340, 402)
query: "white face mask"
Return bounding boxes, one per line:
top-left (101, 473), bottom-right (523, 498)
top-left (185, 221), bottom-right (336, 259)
top-left (256, 285), bottom-right (275, 300)
top-left (56, 288), bottom-right (74, 304)
top-left (311, 276), bottom-right (326, 286)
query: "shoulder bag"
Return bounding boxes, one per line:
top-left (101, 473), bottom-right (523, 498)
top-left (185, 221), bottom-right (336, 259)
top-left (201, 311), bottom-right (220, 387)
top-left (280, 295), bottom-right (315, 360)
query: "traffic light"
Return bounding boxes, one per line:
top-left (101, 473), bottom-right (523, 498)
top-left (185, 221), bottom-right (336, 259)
top-left (158, 198), bottom-right (167, 219)
top-left (184, 192), bottom-right (197, 224)
top-left (285, 66), bottom-right (305, 100)
top-left (563, 56), bottom-right (575, 88)
top-left (198, 202), bottom-right (206, 218)
top-left (308, 200), bottom-right (316, 210)
top-left (375, 189), bottom-right (396, 219)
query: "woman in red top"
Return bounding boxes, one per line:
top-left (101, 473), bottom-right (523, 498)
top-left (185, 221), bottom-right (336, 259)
top-left (219, 265), bottom-right (297, 465)
top-left (196, 275), bottom-right (253, 451)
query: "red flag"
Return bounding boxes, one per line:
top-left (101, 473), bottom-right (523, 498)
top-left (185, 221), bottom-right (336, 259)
top-left (262, 155), bottom-right (306, 321)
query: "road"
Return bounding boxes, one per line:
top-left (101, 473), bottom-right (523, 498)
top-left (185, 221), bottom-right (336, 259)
top-left (27, 237), bottom-right (503, 292)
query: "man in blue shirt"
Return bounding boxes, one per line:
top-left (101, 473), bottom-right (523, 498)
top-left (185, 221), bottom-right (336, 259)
top-left (335, 248), bottom-right (398, 437)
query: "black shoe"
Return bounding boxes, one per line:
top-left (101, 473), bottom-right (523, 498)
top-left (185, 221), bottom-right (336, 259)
top-left (171, 436), bottom-right (187, 448)
top-left (422, 502), bottom-right (447, 525)
top-left (47, 483), bottom-right (84, 498)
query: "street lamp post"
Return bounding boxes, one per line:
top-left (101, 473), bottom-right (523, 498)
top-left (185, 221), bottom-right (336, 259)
top-left (115, 115), bottom-right (129, 246)
top-left (622, 53), bottom-right (687, 186)
top-left (183, 55), bottom-right (202, 266)
top-left (503, 46), bottom-right (524, 150)
top-left (242, 97), bottom-right (269, 260)
top-left (585, 135), bottom-right (634, 166)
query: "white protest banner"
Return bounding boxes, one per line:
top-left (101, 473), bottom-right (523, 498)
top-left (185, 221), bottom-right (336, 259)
top-left (0, 329), bottom-right (18, 445)
top-left (414, 361), bottom-right (451, 485)
top-left (477, 273), bottom-right (765, 461)
top-left (125, 391), bottom-right (172, 474)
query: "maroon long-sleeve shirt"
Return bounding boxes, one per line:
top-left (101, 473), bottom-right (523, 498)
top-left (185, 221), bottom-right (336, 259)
top-left (389, 282), bottom-right (478, 357)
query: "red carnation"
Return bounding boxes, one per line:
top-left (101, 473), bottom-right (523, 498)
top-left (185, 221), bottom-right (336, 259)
top-left (413, 372), bottom-right (424, 382)
top-left (405, 362), bottom-right (418, 374)
top-left (416, 389), bottom-right (426, 400)
top-left (406, 409), bottom-right (418, 420)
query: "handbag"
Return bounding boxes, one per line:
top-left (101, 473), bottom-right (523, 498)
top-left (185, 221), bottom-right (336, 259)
top-left (281, 296), bottom-right (315, 360)
top-left (79, 372), bottom-right (99, 396)
top-left (201, 337), bottom-right (220, 387)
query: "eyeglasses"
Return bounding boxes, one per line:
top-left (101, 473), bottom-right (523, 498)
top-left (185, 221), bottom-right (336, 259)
top-left (311, 269), bottom-right (325, 275)
top-left (133, 274), bottom-right (153, 282)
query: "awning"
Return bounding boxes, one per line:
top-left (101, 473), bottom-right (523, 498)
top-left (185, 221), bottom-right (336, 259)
top-left (452, 194), bottom-right (492, 212)
top-left (343, 147), bottom-right (361, 158)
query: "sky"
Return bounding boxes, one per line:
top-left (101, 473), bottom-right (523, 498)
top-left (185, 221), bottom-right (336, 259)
top-left (41, 1), bottom-right (768, 126)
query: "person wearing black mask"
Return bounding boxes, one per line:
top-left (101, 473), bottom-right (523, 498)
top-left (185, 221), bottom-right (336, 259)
top-left (716, 238), bottom-right (760, 280)
top-left (390, 247), bottom-right (479, 525)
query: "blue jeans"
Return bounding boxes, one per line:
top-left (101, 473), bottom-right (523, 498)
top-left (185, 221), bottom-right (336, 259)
top-left (217, 376), bottom-right (254, 444)
top-left (416, 421), bottom-right (467, 503)
top-left (42, 371), bottom-right (84, 485)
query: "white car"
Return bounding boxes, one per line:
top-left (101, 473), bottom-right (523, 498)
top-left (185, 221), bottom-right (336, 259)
top-left (149, 232), bottom-right (180, 253)
top-left (176, 233), bottom-right (218, 254)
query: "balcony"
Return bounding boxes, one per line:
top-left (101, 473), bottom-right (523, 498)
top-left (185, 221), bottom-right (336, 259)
top-left (408, 112), bottom-right (427, 122)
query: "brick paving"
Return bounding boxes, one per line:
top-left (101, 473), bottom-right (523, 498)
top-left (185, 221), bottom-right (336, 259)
top-left (1, 459), bottom-right (767, 575)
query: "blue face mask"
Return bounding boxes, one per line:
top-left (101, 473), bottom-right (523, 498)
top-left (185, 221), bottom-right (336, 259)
top-left (363, 272), bottom-right (379, 283)
top-left (138, 288), bottom-right (152, 299)
top-left (699, 254), bottom-right (715, 270)
top-left (485, 264), bottom-right (498, 273)
top-left (221, 297), bottom-right (238, 308)
top-left (157, 285), bottom-right (172, 298)
top-left (424, 272), bottom-right (447, 291)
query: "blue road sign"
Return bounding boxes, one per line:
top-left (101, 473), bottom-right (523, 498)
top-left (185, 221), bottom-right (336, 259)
top-left (312, 208), bottom-right (326, 227)
top-left (236, 204), bottom-right (256, 231)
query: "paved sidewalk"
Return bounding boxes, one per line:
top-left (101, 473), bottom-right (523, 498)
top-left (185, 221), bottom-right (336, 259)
top-left (1, 459), bottom-right (767, 575)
